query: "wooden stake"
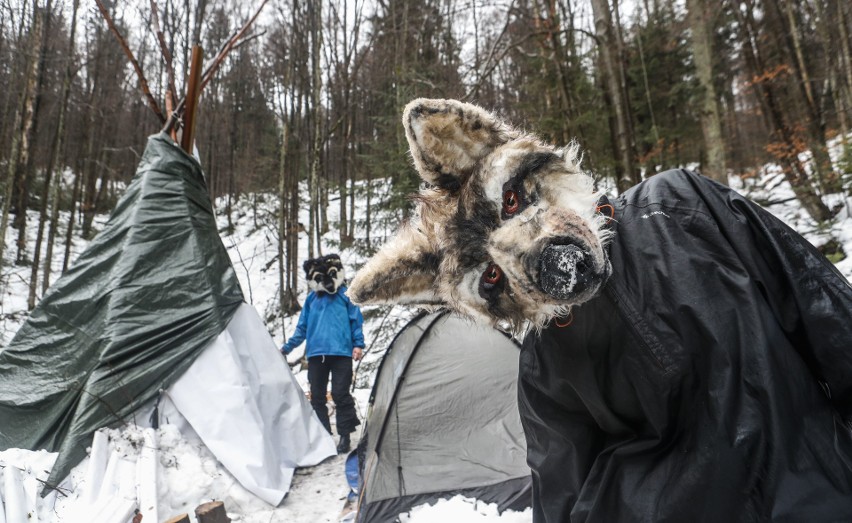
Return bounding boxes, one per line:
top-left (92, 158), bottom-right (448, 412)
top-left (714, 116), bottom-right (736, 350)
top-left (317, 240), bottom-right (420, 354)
top-left (195, 501), bottom-right (231, 523)
top-left (181, 45), bottom-right (204, 154)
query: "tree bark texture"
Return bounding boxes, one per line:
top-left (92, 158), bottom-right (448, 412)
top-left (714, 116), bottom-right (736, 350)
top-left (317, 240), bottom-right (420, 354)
top-left (686, 0), bottom-right (728, 184)
top-left (590, 0), bottom-right (638, 193)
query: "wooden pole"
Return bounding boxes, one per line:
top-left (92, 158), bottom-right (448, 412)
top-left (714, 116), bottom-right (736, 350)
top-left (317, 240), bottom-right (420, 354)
top-left (181, 45), bottom-right (204, 153)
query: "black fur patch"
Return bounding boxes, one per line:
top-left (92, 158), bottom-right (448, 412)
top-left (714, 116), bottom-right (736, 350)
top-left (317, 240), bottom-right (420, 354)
top-left (500, 152), bottom-right (555, 220)
top-left (451, 182), bottom-right (499, 270)
top-left (435, 173), bottom-right (462, 192)
top-left (421, 155), bottom-right (464, 192)
top-left (517, 151), bottom-right (559, 179)
top-left (420, 250), bottom-right (442, 273)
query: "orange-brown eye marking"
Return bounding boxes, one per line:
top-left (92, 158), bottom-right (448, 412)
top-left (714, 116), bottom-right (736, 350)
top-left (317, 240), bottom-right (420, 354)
top-left (503, 190), bottom-right (520, 215)
top-left (483, 263), bottom-right (503, 286)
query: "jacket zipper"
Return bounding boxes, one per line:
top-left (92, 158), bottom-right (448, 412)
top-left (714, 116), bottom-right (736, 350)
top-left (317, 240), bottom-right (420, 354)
top-left (604, 284), bottom-right (669, 372)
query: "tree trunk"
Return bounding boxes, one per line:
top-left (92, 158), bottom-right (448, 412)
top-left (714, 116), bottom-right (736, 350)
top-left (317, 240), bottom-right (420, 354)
top-left (308, 0), bottom-right (323, 258)
top-left (42, 0), bottom-right (80, 293)
top-left (590, 0), bottom-right (638, 192)
top-left (0, 0), bottom-right (41, 276)
top-left (16, 0), bottom-right (52, 266)
top-left (838, 2), bottom-right (852, 130)
top-left (735, 0), bottom-right (831, 222)
top-left (686, 0), bottom-right (727, 184)
top-left (277, 117), bottom-right (290, 335)
top-left (771, 0), bottom-right (833, 189)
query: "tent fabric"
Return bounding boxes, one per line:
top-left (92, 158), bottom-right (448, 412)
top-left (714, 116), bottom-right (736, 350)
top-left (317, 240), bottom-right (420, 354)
top-left (357, 476), bottom-right (532, 523)
top-left (167, 302), bottom-right (336, 505)
top-left (519, 169), bottom-right (852, 522)
top-left (0, 133), bottom-right (245, 488)
top-left (358, 311), bottom-right (532, 522)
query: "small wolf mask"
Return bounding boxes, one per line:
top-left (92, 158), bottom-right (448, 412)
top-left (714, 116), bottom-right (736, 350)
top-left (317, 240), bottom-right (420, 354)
top-left (348, 99), bottom-right (612, 328)
top-left (304, 254), bottom-right (345, 294)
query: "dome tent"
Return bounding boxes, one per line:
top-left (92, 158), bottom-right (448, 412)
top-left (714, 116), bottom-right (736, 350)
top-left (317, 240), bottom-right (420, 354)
top-left (356, 310), bottom-right (532, 522)
top-left (0, 134), bottom-right (335, 518)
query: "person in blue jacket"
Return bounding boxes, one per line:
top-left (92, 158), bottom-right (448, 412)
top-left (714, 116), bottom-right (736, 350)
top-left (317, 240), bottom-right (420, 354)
top-left (282, 254), bottom-right (365, 454)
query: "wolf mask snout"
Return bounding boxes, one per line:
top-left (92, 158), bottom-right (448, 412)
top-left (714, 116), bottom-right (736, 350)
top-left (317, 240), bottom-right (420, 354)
top-left (539, 244), bottom-right (596, 299)
top-left (349, 98), bottom-right (613, 328)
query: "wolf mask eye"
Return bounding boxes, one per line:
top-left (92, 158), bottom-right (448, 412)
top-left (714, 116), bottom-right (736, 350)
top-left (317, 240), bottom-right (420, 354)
top-left (482, 263), bottom-right (503, 287)
top-left (479, 262), bottom-right (506, 301)
top-left (503, 190), bottom-right (520, 215)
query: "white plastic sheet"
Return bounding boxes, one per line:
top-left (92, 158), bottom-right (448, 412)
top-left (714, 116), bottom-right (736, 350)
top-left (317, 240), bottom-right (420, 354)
top-left (168, 303), bottom-right (336, 505)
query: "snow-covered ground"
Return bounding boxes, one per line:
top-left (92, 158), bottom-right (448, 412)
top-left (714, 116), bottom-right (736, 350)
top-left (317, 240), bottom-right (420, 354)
top-left (1, 160), bottom-right (851, 522)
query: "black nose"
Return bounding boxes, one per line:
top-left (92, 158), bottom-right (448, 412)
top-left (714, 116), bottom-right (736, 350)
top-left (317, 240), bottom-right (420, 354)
top-left (322, 278), bottom-right (336, 293)
top-left (539, 244), bottom-right (594, 299)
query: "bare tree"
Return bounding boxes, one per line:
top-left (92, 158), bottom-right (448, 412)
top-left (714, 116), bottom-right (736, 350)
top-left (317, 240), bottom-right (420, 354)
top-left (34, 0), bottom-right (79, 301)
top-left (307, 0), bottom-right (322, 258)
top-left (733, 0), bottom-right (831, 222)
top-left (0, 0), bottom-right (44, 275)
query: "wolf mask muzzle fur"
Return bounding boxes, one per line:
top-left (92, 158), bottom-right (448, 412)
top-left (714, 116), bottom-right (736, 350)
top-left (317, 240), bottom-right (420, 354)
top-left (348, 99), bottom-right (612, 328)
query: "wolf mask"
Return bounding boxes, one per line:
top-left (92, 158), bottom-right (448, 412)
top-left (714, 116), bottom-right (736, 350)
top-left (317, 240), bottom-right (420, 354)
top-left (304, 254), bottom-right (345, 294)
top-left (348, 98), bottom-right (613, 328)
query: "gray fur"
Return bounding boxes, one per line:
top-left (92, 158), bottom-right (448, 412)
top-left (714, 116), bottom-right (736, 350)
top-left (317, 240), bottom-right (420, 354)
top-left (349, 99), bottom-right (612, 329)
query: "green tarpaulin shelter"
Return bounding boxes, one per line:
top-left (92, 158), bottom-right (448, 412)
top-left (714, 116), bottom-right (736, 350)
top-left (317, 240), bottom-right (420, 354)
top-left (0, 133), bottom-right (244, 487)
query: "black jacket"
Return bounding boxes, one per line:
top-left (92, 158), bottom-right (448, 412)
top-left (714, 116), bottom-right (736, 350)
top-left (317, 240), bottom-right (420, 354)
top-left (519, 170), bottom-right (852, 522)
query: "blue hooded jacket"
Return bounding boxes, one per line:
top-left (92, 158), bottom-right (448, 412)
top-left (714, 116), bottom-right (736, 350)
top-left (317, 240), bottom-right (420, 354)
top-left (282, 286), bottom-right (365, 358)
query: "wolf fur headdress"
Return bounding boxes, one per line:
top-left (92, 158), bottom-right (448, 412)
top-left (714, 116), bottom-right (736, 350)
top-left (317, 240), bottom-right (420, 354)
top-left (348, 98), bottom-right (613, 328)
top-left (304, 254), bottom-right (345, 294)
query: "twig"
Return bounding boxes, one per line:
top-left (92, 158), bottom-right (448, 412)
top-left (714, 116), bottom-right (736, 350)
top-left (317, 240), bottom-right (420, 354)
top-left (465, 29), bottom-right (579, 101)
top-left (0, 463), bottom-right (72, 498)
top-left (262, 253), bottom-right (280, 272)
top-left (230, 30), bottom-right (266, 52)
top-left (94, 0), bottom-right (166, 124)
top-left (163, 0), bottom-right (271, 133)
top-left (198, 0), bottom-right (270, 92)
top-left (351, 305), bottom-right (396, 391)
top-left (227, 236), bottom-right (254, 304)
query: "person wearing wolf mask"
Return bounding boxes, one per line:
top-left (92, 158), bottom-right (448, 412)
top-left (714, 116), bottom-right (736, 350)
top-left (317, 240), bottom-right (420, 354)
top-left (282, 253), bottom-right (364, 454)
top-left (348, 99), bottom-right (852, 521)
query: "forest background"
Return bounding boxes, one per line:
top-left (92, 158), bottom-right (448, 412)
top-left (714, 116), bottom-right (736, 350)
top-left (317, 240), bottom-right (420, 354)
top-left (1, 0), bottom-right (851, 327)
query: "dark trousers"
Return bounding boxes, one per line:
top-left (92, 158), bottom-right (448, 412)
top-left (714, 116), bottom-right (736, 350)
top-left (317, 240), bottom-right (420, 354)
top-left (307, 355), bottom-right (360, 436)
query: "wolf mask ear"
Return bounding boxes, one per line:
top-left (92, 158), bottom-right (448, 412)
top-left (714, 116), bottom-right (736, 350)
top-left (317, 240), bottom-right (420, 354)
top-left (347, 227), bottom-right (443, 307)
top-left (403, 98), bottom-right (518, 191)
top-left (303, 258), bottom-right (320, 279)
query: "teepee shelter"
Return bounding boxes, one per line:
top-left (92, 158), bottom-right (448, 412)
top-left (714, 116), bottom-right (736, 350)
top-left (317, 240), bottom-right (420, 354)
top-left (357, 311), bottom-right (532, 522)
top-left (0, 134), bottom-right (336, 517)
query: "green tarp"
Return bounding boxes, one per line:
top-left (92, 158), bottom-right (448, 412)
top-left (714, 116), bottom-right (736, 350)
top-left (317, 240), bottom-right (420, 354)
top-left (0, 133), bottom-right (244, 487)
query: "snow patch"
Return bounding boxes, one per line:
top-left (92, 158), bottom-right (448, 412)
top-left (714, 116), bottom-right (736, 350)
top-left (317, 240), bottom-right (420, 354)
top-left (399, 496), bottom-right (532, 523)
